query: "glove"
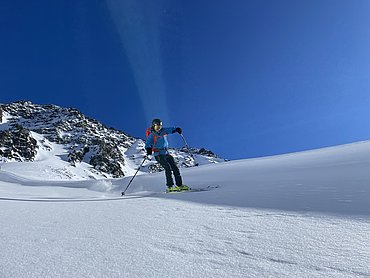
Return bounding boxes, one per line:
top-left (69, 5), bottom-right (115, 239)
top-left (175, 127), bottom-right (182, 134)
top-left (146, 148), bottom-right (153, 156)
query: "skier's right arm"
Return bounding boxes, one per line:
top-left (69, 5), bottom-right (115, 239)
top-left (145, 134), bottom-right (154, 154)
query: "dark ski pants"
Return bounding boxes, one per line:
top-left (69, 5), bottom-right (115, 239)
top-left (155, 154), bottom-right (183, 187)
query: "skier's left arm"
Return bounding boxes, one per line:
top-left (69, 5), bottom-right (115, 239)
top-left (163, 127), bottom-right (182, 135)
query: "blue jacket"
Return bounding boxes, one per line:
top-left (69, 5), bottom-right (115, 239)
top-left (145, 127), bottom-right (177, 156)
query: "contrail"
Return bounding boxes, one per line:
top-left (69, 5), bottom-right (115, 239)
top-left (106, 0), bottom-right (170, 124)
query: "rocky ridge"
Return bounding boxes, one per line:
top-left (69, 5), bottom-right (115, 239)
top-left (0, 101), bottom-right (224, 179)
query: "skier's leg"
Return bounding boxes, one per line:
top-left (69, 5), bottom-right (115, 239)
top-left (165, 154), bottom-right (183, 187)
top-left (155, 155), bottom-right (174, 187)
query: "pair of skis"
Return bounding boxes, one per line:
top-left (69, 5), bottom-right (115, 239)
top-left (121, 185), bottom-right (218, 197)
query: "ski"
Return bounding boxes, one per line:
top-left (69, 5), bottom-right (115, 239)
top-left (166, 185), bottom-right (219, 194)
top-left (166, 189), bottom-right (206, 194)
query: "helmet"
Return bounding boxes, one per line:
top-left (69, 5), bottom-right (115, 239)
top-left (152, 118), bottom-right (162, 126)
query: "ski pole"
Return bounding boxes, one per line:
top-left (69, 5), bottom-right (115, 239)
top-left (180, 134), bottom-right (199, 166)
top-left (121, 156), bottom-right (147, 196)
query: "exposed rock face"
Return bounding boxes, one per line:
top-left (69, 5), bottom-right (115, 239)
top-left (1, 101), bottom-right (134, 176)
top-left (0, 124), bottom-right (38, 161)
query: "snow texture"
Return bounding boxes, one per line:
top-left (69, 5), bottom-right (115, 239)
top-left (1, 141), bottom-right (370, 277)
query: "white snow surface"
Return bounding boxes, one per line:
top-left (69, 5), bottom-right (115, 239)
top-left (1, 141), bottom-right (370, 277)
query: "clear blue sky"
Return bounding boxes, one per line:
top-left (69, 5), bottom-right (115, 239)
top-left (1, 0), bottom-right (370, 160)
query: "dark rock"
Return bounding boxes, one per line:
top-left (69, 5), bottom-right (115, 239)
top-left (0, 125), bottom-right (38, 161)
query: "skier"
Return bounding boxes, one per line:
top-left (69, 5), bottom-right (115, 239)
top-left (145, 118), bottom-right (189, 192)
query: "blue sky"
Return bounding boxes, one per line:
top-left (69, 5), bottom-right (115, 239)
top-left (1, 0), bottom-right (370, 160)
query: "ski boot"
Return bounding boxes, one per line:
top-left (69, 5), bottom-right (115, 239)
top-left (166, 186), bottom-right (178, 193)
top-left (175, 185), bottom-right (190, 192)
top-left (166, 185), bottom-right (191, 193)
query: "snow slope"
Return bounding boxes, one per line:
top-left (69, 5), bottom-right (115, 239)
top-left (0, 141), bottom-right (370, 277)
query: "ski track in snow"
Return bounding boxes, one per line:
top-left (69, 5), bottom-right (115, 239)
top-left (0, 196), bottom-right (143, 202)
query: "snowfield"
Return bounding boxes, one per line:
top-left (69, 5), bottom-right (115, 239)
top-left (1, 141), bottom-right (370, 277)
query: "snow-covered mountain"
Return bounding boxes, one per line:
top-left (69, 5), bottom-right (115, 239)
top-left (0, 101), bottom-right (224, 180)
top-left (0, 140), bottom-right (369, 277)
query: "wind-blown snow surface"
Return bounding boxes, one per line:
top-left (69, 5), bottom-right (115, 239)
top-left (1, 141), bottom-right (370, 277)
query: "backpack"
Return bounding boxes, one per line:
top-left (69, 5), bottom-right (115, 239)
top-left (145, 127), bottom-right (152, 139)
